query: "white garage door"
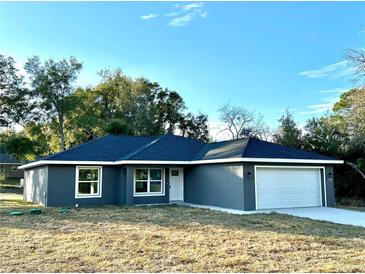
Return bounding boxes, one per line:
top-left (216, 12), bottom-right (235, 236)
top-left (256, 167), bottom-right (322, 210)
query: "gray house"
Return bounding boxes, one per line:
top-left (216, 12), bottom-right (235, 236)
top-left (19, 134), bottom-right (343, 210)
top-left (0, 153), bottom-right (24, 180)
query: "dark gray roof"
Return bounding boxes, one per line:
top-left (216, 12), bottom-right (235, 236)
top-left (243, 138), bottom-right (335, 160)
top-left (44, 135), bottom-right (156, 161)
top-left (127, 134), bottom-right (205, 161)
top-left (0, 153), bottom-right (21, 164)
top-left (39, 134), bottom-right (337, 162)
top-left (193, 139), bottom-right (248, 160)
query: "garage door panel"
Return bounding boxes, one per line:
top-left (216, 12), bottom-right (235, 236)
top-left (256, 167), bottom-right (322, 210)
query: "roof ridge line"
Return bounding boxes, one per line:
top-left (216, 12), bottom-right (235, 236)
top-left (241, 136), bottom-right (252, 157)
top-left (118, 134), bottom-right (167, 161)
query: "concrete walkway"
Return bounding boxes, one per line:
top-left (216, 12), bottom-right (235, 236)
top-left (181, 203), bottom-right (365, 228)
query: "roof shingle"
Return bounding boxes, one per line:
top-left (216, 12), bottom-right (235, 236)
top-left (40, 134), bottom-right (336, 162)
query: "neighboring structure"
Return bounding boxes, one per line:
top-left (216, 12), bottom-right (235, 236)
top-left (0, 153), bottom-right (24, 180)
top-left (19, 134), bottom-right (343, 210)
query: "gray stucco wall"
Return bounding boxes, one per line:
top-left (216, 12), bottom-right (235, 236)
top-left (184, 163), bottom-right (245, 210)
top-left (46, 165), bottom-right (121, 207)
top-left (43, 164), bottom-right (171, 207)
top-left (243, 163), bottom-right (255, 210)
top-left (324, 165), bottom-right (335, 207)
top-left (25, 162), bottom-right (336, 209)
top-left (24, 165), bottom-right (48, 205)
top-left (242, 163), bottom-right (336, 210)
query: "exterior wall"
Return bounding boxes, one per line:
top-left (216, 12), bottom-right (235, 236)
top-left (324, 165), bottom-right (335, 206)
top-left (243, 162), bottom-right (336, 210)
top-left (125, 165), bottom-right (170, 205)
top-left (46, 165), bottom-right (122, 207)
top-left (24, 162), bottom-right (336, 209)
top-left (24, 166), bottom-right (48, 205)
top-left (27, 164), bottom-right (174, 207)
top-left (184, 163), bottom-right (245, 210)
top-left (243, 163), bottom-right (255, 210)
top-left (0, 164), bottom-right (24, 179)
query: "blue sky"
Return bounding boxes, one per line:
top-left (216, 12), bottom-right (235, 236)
top-left (1, 1), bottom-right (364, 135)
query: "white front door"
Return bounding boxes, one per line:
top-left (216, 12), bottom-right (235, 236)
top-left (169, 168), bottom-right (184, 201)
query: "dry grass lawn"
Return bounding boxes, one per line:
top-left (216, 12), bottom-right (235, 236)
top-left (1, 194), bottom-right (365, 272)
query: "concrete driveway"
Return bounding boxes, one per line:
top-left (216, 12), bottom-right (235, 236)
top-left (183, 203), bottom-right (365, 228)
top-left (271, 207), bottom-right (365, 228)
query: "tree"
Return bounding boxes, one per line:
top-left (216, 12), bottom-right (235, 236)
top-left (346, 48), bottom-right (365, 83)
top-left (0, 55), bottom-right (33, 127)
top-left (65, 87), bottom-right (103, 146)
top-left (333, 88), bottom-right (365, 149)
top-left (218, 103), bottom-right (269, 140)
top-left (303, 117), bottom-right (345, 157)
top-left (218, 103), bottom-right (254, 139)
top-left (179, 112), bottom-right (210, 142)
top-left (332, 88), bottom-right (365, 183)
top-left (240, 113), bottom-right (271, 141)
top-left (104, 119), bottom-right (133, 135)
top-left (64, 69), bottom-right (209, 142)
top-left (300, 89), bottom-right (365, 201)
top-left (273, 109), bottom-right (302, 148)
top-left (3, 134), bottom-right (34, 161)
top-left (24, 56), bottom-right (82, 150)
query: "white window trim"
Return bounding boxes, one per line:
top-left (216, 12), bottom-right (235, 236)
top-left (75, 166), bottom-right (102, 199)
top-left (133, 168), bottom-right (165, 197)
top-left (254, 165), bottom-right (326, 210)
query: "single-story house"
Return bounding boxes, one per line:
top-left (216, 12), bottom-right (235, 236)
top-left (19, 134), bottom-right (343, 210)
top-left (0, 153), bottom-right (24, 180)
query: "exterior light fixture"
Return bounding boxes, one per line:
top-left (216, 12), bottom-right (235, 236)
top-left (247, 172), bottom-right (252, 179)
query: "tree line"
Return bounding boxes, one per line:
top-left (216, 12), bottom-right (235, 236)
top-left (0, 55), bottom-right (209, 160)
top-left (1, 50), bottom-right (364, 203)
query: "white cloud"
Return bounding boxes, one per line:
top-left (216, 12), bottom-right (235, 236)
top-left (317, 87), bottom-right (349, 93)
top-left (165, 11), bottom-right (179, 17)
top-left (167, 2), bottom-right (207, 27)
top-left (180, 2), bottom-right (204, 11)
top-left (299, 96), bottom-right (340, 115)
top-left (140, 13), bottom-right (159, 20)
top-left (140, 2), bottom-right (207, 27)
top-left (299, 60), bottom-right (355, 79)
top-left (169, 14), bottom-right (194, 27)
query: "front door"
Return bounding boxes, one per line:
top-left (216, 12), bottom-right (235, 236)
top-left (169, 168), bottom-right (184, 201)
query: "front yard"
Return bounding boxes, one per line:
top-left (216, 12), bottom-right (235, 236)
top-left (1, 194), bottom-right (365, 272)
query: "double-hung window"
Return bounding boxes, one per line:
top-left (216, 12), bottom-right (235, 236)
top-left (75, 166), bottom-right (102, 198)
top-left (134, 168), bottom-right (164, 196)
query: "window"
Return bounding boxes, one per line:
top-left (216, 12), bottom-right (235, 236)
top-left (75, 166), bottom-right (102, 198)
top-left (134, 168), bottom-right (164, 196)
top-left (171, 170), bottom-right (179, 176)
